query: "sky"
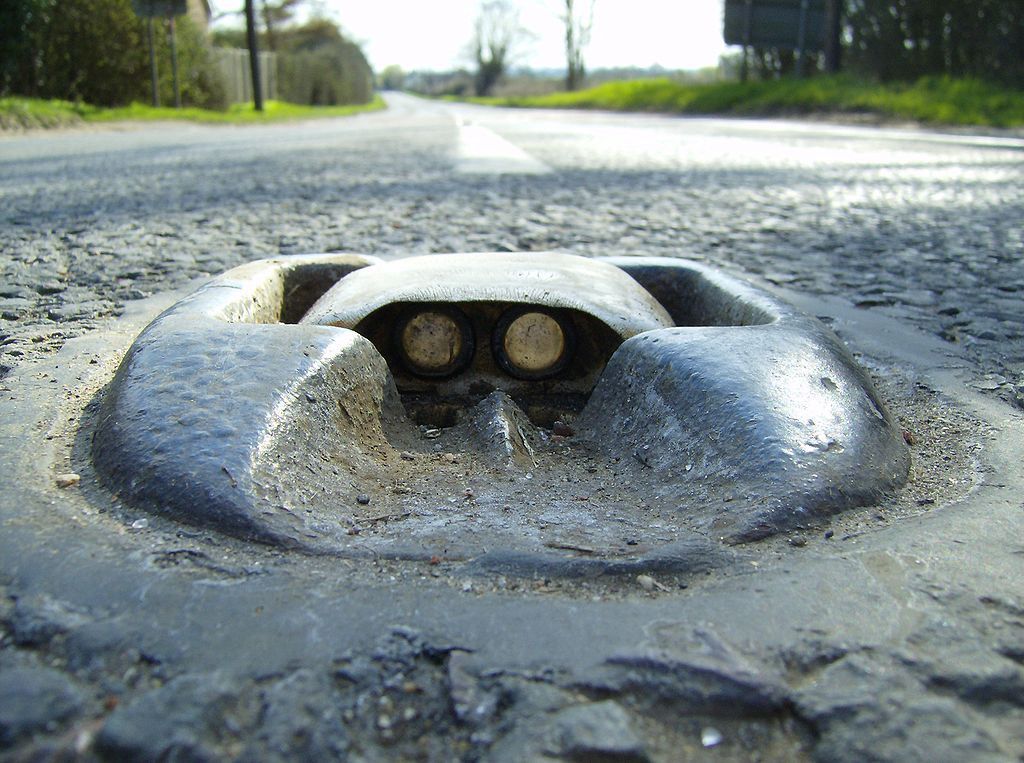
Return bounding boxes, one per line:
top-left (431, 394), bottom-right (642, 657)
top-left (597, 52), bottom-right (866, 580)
top-left (212, 1), bottom-right (731, 73)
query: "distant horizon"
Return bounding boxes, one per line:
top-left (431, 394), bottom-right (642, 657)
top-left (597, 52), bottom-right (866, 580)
top-left (209, 0), bottom-right (731, 74)
top-left (402, 62), bottom-right (719, 76)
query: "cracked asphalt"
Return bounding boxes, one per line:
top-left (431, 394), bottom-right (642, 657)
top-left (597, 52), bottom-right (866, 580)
top-left (1, 93), bottom-right (1023, 760)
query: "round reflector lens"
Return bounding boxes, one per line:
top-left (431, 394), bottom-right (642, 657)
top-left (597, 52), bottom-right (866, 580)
top-left (397, 308), bottom-right (473, 378)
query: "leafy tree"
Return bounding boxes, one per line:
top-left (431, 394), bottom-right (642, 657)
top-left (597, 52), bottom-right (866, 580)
top-left (157, 12), bottom-right (227, 109)
top-left (845, 0), bottom-right (1024, 85)
top-left (260, 0), bottom-right (303, 51)
top-left (0, 0), bottom-right (225, 107)
top-left (733, 1), bottom-right (1022, 86)
top-left (0, 0), bottom-right (43, 97)
top-left (211, 27), bottom-right (248, 48)
top-left (379, 65), bottom-right (406, 90)
top-left (276, 18), bottom-right (374, 105)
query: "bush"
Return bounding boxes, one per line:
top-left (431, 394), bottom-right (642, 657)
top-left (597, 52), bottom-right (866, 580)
top-left (275, 20), bottom-right (374, 106)
top-left (156, 15), bottom-right (228, 110)
top-left (0, 0), bottom-right (226, 109)
top-left (278, 45), bottom-right (373, 106)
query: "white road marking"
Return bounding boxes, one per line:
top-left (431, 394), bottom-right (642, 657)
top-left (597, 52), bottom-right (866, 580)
top-left (454, 117), bottom-right (551, 175)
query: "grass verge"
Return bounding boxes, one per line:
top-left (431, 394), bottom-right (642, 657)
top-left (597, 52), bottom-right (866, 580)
top-left (0, 95), bottom-right (386, 131)
top-left (469, 76), bottom-right (1024, 128)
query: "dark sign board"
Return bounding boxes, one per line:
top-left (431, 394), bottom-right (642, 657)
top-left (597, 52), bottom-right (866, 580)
top-left (724, 0), bottom-right (827, 51)
top-left (131, 0), bottom-right (187, 18)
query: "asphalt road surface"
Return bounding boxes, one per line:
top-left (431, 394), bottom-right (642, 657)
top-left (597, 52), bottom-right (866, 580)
top-left (3, 93), bottom-right (1023, 402)
top-left (1, 93), bottom-right (1023, 760)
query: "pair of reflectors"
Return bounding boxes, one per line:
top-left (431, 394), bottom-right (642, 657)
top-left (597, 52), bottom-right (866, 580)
top-left (397, 307), bottom-right (572, 380)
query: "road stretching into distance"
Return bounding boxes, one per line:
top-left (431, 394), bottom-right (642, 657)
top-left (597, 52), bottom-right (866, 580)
top-left (1, 92), bottom-right (1024, 759)
top-left (3, 92), bottom-right (1022, 400)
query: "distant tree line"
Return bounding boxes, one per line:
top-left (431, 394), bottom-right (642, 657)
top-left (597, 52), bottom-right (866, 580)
top-left (467, 0), bottom-right (596, 96)
top-left (0, 0), bottom-right (374, 108)
top-left (747, 0), bottom-right (1024, 86)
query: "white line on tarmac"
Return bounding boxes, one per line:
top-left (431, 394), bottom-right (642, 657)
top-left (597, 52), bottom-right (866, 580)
top-left (453, 116), bottom-right (551, 175)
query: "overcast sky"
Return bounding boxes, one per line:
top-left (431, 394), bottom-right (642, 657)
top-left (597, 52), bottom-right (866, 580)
top-left (212, 1), bottom-right (730, 73)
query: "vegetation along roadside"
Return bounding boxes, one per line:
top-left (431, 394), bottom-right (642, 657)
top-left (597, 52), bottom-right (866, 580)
top-left (463, 75), bottom-right (1024, 129)
top-left (0, 96), bottom-right (385, 132)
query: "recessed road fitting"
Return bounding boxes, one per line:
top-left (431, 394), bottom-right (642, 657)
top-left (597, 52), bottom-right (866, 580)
top-left (92, 253), bottom-right (909, 575)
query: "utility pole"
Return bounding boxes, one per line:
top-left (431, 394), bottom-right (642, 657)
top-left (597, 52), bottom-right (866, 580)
top-left (245, 0), bottom-right (264, 112)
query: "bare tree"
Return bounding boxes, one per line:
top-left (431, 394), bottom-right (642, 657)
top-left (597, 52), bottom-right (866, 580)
top-left (470, 0), bottom-right (527, 96)
top-left (563, 0), bottom-right (594, 91)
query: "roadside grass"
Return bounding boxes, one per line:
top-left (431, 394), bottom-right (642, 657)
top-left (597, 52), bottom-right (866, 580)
top-left (0, 98), bottom-right (85, 130)
top-left (469, 76), bottom-right (1024, 128)
top-left (0, 96), bottom-right (386, 131)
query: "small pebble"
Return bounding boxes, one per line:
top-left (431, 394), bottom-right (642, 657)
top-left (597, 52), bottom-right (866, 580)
top-left (400, 451), bottom-right (415, 461)
top-left (55, 473), bottom-right (80, 488)
top-left (701, 727), bottom-right (723, 748)
top-left (356, 494), bottom-right (371, 505)
top-left (131, 518), bottom-right (149, 530)
top-left (636, 574), bottom-right (667, 591)
top-left (824, 530), bottom-right (834, 539)
top-left (552, 420), bottom-right (574, 437)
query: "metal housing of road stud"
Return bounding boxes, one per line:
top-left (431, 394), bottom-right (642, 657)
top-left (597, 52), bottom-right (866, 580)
top-left (92, 252), bottom-right (909, 571)
top-left (300, 253), bottom-right (675, 426)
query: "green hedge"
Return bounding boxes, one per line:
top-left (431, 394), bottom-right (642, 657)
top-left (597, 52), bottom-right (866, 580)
top-left (1, 0), bottom-right (225, 109)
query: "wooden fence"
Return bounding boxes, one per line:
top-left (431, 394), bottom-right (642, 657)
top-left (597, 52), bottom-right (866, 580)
top-left (212, 48), bottom-right (278, 105)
